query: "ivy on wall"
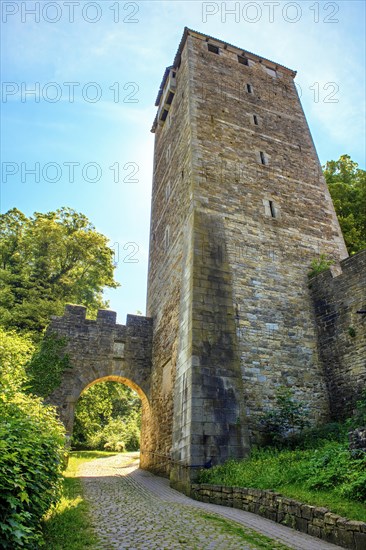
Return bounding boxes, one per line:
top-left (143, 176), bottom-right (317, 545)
top-left (26, 333), bottom-right (72, 397)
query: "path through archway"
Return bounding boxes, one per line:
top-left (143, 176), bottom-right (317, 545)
top-left (71, 376), bottom-right (151, 468)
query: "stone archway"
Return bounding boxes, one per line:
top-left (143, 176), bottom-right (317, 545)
top-left (46, 305), bottom-right (153, 469)
top-left (72, 375), bottom-right (151, 466)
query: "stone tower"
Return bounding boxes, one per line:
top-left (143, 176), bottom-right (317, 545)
top-left (146, 28), bottom-right (348, 491)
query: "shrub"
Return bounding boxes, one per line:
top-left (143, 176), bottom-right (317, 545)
top-left (0, 359), bottom-right (66, 547)
top-left (305, 441), bottom-right (366, 502)
top-left (308, 254), bottom-right (334, 278)
top-left (82, 416), bottom-right (140, 452)
top-left (0, 328), bottom-right (34, 391)
top-left (289, 421), bottom-right (346, 450)
top-left (261, 386), bottom-right (310, 446)
top-left (347, 389), bottom-right (366, 429)
top-left (340, 470), bottom-right (366, 501)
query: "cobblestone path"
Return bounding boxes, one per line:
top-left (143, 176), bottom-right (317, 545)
top-left (79, 453), bottom-right (343, 550)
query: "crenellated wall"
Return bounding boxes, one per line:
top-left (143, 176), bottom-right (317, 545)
top-left (46, 305), bottom-right (154, 468)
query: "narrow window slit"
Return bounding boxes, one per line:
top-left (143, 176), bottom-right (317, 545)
top-left (166, 92), bottom-right (174, 105)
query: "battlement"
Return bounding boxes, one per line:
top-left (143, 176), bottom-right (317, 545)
top-left (57, 304), bottom-right (152, 329)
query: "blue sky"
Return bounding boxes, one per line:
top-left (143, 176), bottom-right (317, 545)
top-left (1, 0), bottom-right (365, 323)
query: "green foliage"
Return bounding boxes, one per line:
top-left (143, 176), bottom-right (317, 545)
top-left (347, 389), bottom-right (366, 430)
top-left (0, 327), bottom-right (34, 390)
top-left (261, 386), bottom-right (310, 446)
top-left (293, 421), bottom-right (347, 449)
top-left (198, 443), bottom-right (366, 518)
top-left (0, 320), bottom-right (66, 547)
top-left (72, 382), bottom-right (141, 452)
top-left (0, 390), bottom-right (65, 548)
top-left (323, 154), bottom-right (366, 254)
top-left (0, 207), bottom-right (119, 339)
top-left (308, 254), bottom-right (334, 279)
top-left (86, 416), bottom-right (141, 452)
top-left (305, 442), bottom-right (366, 501)
top-left (26, 333), bottom-right (72, 398)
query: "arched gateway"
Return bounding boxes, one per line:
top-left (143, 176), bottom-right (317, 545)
top-left (47, 305), bottom-right (153, 469)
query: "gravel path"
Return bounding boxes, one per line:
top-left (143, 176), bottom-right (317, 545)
top-left (79, 453), bottom-right (344, 550)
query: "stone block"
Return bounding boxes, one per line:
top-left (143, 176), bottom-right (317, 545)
top-left (338, 529), bottom-right (355, 549)
top-left (325, 512), bottom-right (342, 525)
top-left (313, 506), bottom-right (330, 518)
top-left (313, 518), bottom-right (325, 528)
top-left (301, 504), bottom-right (315, 520)
top-left (346, 521), bottom-right (365, 532)
top-left (294, 516), bottom-right (308, 533)
top-left (308, 524), bottom-right (321, 538)
top-left (355, 531), bottom-right (366, 550)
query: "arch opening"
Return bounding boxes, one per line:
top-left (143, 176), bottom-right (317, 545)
top-left (71, 376), bottom-right (151, 466)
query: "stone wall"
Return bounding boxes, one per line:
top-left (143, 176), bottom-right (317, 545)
top-left (310, 250), bottom-right (366, 420)
top-left (191, 484), bottom-right (366, 549)
top-left (187, 28), bottom-right (347, 440)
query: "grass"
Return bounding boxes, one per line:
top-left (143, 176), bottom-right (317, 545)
top-left (42, 451), bottom-right (117, 549)
top-left (200, 513), bottom-right (291, 549)
top-left (198, 444), bottom-right (366, 522)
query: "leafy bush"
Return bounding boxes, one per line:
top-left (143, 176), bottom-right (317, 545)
top-left (340, 470), bottom-right (366, 501)
top-left (284, 421), bottom-right (346, 450)
top-left (0, 390), bottom-right (66, 548)
top-left (308, 254), bottom-right (334, 278)
top-left (347, 389), bottom-right (366, 429)
top-left (261, 386), bottom-right (310, 446)
top-left (82, 415), bottom-right (140, 452)
top-left (0, 327), bottom-right (66, 548)
top-left (0, 328), bottom-right (34, 390)
top-left (306, 442), bottom-right (366, 501)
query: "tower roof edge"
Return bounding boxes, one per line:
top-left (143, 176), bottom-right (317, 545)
top-left (174, 27), bottom-right (297, 78)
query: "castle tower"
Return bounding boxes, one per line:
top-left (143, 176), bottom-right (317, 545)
top-left (146, 28), bottom-right (348, 491)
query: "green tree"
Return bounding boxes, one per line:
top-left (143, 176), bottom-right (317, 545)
top-left (0, 207), bottom-right (119, 339)
top-left (72, 381), bottom-right (141, 451)
top-left (323, 155), bottom-right (366, 255)
top-left (0, 327), bottom-right (34, 391)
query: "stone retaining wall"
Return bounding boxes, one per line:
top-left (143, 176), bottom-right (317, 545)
top-left (190, 484), bottom-right (366, 549)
